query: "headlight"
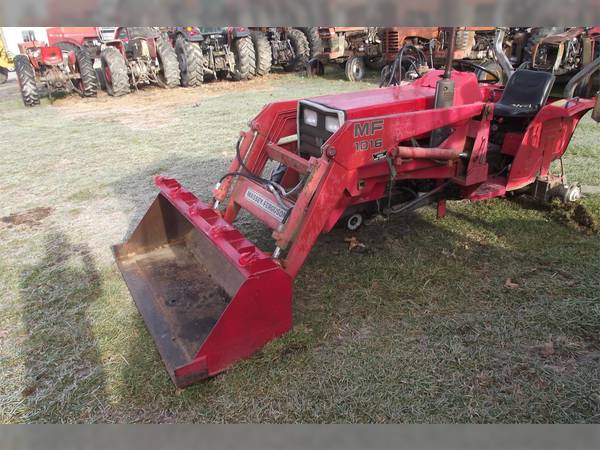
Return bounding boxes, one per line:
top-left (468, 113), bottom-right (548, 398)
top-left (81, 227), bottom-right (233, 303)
top-left (325, 115), bottom-right (341, 133)
top-left (303, 109), bottom-right (318, 127)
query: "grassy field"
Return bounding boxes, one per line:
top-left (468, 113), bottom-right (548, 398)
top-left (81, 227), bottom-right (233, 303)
top-left (0, 69), bottom-right (599, 423)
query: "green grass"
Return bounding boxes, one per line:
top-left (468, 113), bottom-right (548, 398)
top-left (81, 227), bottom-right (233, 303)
top-left (0, 70), bottom-right (599, 423)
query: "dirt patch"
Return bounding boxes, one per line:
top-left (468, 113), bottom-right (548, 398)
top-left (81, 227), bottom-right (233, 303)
top-left (1, 207), bottom-right (53, 228)
top-left (52, 74), bottom-right (281, 130)
top-left (549, 201), bottom-right (597, 233)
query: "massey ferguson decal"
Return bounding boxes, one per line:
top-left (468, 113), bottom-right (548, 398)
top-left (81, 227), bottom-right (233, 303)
top-left (244, 188), bottom-right (288, 222)
top-left (353, 119), bottom-right (384, 152)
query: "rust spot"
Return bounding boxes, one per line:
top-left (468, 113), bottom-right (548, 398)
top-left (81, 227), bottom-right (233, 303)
top-left (1, 207), bottom-right (54, 228)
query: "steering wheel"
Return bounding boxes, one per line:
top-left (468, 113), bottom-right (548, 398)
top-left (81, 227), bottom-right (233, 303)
top-left (452, 59), bottom-right (501, 84)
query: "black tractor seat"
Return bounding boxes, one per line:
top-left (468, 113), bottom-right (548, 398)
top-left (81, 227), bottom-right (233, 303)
top-left (494, 69), bottom-right (556, 118)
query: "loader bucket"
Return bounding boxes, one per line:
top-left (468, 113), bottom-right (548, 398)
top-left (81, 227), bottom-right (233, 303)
top-left (113, 177), bottom-right (293, 387)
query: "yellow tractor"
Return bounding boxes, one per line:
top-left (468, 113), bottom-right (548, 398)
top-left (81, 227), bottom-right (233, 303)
top-left (0, 30), bottom-right (14, 84)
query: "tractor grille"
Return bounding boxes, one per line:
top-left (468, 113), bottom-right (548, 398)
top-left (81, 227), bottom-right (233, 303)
top-left (298, 101), bottom-right (345, 157)
top-left (382, 30), bottom-right (401, 55)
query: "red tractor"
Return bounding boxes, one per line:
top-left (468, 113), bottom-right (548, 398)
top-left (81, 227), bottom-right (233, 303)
top-left (100, 27), bottom-right (180, 96)
top-left (14, 40), bottom-right (98, 107)
top-left (308, 27), bottom-right (383, 81)
top-left (114, 28), bottom-right (597, 387)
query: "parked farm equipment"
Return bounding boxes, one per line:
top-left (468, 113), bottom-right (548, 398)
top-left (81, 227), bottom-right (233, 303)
top-left (249, 27), bottom-right (309, 74)
top-left (308, 27), bottom-right (382, 81)
top-left (166, 26), bottom-right (255, 86)
top-left (14, 40), bottom-right (97, 106)
top-left (528, 27), bottom-right (600, 97)
top-left (100, 27), bottom-right (180, 96)
top-left (114, 28), bottom-right (597, 387)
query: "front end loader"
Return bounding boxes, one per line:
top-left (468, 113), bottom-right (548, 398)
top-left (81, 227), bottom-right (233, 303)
top-left (114, 28), bottom-right (598, 387)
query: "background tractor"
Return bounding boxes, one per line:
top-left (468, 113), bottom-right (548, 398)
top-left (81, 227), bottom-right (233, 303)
top-left (14, 40), bottom-right (97, 106)
top-left (308, 27), bottom-right (383, 81)
top-left (249, 27), bottom-right (309, 75)
top-left (100, 27), bottom-right (180, 97)
top-left (528, 27), bottom-right (600, 97)
top-left (165, 26), bottom-right (255, 87)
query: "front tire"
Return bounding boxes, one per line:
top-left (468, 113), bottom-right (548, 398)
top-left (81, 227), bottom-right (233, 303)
top-left (175, 36), bottom-right (204, 87)
top-left (75, 48), bottom-right (98, 97)
top-left (100, 47), bottom-right (129, 97)
top-left (345, 56), bottom-right (365, 81)
top-left (14, 55), bottom-right (40, 106)
top-left (156, 36), bottom-right (181, 88)
top-left (250, 31), bottom-right (272, 76)
top-left (284, 28), bottom-right (310, 72)
top-left (231, 36), bottom-right (256, 81)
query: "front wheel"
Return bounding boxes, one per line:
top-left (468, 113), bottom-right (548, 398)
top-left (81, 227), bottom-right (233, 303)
top-left (345, 56), bottom-right (365, 81)
top-left (14, 55), bottom-right (40, 106)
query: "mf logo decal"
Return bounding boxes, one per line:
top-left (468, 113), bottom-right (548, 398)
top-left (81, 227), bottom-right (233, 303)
top-left (354, 119), bottom-right (384, 152)
top-left (354, 119), bottom-right (384, 138)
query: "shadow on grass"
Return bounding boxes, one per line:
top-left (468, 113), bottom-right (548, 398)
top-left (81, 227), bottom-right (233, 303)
top-left (19, 230), bottom-right (106, 422)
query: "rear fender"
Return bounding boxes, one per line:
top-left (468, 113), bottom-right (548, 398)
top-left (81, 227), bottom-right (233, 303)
top-left (507, 98), bottom-right (596, 190)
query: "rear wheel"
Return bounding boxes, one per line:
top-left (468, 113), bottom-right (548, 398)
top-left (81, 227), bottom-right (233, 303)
top-left (250, 31), bottom-right (272, 76)
top-left (156, 36), bottom-right (181, 88)
top-left (296, 27), bottom-right (322, 59)
top-left (75, 48), bottom-right (98, 97)
top-left (0, 67), bottom-right (8, 84)
top-left (345, 56), bottom-right (365, 81)
top-left (101, 47), bottom-right (129, 97)
top-left (284, 28), bottom-right (310, 72)
top-left (231, 36), bottom-right (256, 81)
top-left (175, 36), bottom-right (204, 87)
top-left (14, 55), bottom-right (40, 106)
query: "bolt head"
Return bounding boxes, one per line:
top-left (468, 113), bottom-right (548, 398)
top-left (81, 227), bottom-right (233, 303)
top-left (326, 147), bottom-right (336, 158)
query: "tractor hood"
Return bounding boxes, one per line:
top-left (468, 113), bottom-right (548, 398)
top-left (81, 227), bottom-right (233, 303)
top-left (303, 71), bottom-right (483, 119)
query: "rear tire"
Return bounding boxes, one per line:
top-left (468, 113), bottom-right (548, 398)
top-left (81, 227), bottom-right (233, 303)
top-left (175, 36), bottom-right (204, 87)
top-left (296, 27), bottom-right (322, 59)
top-left (14, 55), bottom-right (40, 106)
top-left (284, 28), bottom-right (310, 72)
top-left (0, 67), bottom-right (8, 84)
top-left (75, 48), bottom-right (98, 97)
top-left (231, 36), bottom-right (256, 81)
top-left (100, 47), bottom-right (129, 97)
top-left (345, 56), bottom-right (365, 81)
top-left (250, 31), bottom-right (272, 76)
top-left (156, 36), bottom-right (181, 88)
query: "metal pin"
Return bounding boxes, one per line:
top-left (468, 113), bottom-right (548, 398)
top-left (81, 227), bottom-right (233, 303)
top-left (272, 247), bottom-right (282, 259)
